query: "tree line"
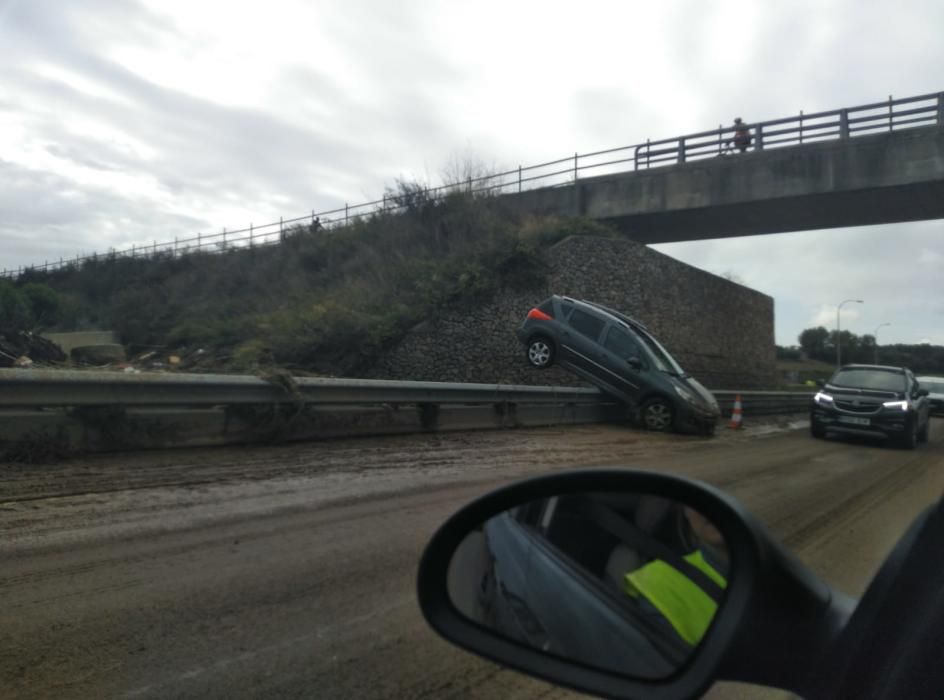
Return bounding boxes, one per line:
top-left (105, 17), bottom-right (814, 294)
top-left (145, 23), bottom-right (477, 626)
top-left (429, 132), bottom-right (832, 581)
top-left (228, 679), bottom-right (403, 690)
top-left (777, 326), bottom-right (944, 375)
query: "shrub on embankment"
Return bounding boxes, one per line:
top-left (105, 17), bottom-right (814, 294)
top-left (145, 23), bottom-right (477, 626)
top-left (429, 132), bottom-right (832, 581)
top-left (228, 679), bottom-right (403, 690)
top-left (12, 186), bottom-right (616, 375)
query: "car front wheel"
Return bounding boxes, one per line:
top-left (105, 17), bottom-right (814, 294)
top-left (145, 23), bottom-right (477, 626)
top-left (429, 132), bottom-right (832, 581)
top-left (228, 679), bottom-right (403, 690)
top-left (641, 397), bottom-right (674, 432)
top-left (526, 337), bottom-right (554, 369)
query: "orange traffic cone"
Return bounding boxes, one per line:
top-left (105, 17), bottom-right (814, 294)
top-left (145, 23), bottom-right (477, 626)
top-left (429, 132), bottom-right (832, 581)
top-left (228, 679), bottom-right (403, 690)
top-left (728, 394), bottom-right (743, 429)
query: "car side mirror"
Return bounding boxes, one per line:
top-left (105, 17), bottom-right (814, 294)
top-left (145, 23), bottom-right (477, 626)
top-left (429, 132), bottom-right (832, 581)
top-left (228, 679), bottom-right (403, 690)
top-left (815, 379), bottom-right (826, 388)
top-left (917, 388), bottom-right (929, 398)
top-left (627, 356), bottom-right (643, 370)
top-left (417, 470), bottom-right (854, 700)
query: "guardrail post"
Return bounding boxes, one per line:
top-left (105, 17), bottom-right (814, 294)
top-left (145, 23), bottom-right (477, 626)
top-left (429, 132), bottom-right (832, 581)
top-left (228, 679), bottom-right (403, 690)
top-left (678, 138), bottom-right (686, 163)
top-left (938, 93), bottom-right (944, 127)
top-left (574, 152), bottom-right (578, 181)
top-left (249, 224), bottom-right (253, 249)
top-left (888, 94), bottom-right (893, 131)
top-left (345, 203), bottom-right (349, 225)
top-left (839, 109), bottom-right (850, 139)
top-left (799, 111), bottom-right (804, 144)
top-left (222, 228), bottom-right (227, 251)
top-left (174, 236), bottom-right (178, 256)
top-left (279, 216), bottom-right (284, 243)
top-left (518, 165), bottom-right (522, 192)
top-left (755, 123), bottom-right (764, 151)
top-left (131, 244), bottom-right (135, 259)
top-left (198, 232), bottom-right (202, 251)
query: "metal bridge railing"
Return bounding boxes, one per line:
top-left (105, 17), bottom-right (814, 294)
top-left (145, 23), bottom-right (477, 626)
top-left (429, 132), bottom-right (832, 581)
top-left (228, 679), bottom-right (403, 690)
top-left (4, 92), bottom-right (942, 279)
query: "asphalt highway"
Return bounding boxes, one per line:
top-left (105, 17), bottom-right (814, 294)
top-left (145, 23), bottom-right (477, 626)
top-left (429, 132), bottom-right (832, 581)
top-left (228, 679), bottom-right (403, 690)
top-left (2, 418), bottom-right (943, 699)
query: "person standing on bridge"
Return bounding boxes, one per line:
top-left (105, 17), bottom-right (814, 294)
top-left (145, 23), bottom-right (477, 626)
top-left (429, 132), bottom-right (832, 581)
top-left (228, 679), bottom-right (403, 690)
top-left (728, 118), bottom-right (752, 153)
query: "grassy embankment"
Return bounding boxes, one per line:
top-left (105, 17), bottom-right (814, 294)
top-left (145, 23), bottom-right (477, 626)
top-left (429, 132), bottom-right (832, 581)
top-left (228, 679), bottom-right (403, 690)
top-left (17, 187), bottom-right (615, 375)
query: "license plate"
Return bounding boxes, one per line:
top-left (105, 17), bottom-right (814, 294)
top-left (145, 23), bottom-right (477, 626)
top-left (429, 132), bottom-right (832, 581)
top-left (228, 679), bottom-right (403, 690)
top-left (838, 416), bottom-right (870, 426)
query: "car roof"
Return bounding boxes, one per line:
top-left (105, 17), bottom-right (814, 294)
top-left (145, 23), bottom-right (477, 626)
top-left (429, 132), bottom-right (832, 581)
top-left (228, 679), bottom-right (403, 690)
top-left (838, 364), bottom-right (907, 373)
top-left (916, 375), bottom-right (944, 381)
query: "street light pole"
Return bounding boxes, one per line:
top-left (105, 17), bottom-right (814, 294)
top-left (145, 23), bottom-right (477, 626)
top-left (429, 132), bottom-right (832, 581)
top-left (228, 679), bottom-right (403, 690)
top-left (836, 299), bottom-right (864, 368)
top-left (873, 322), bottom-right (891, 364)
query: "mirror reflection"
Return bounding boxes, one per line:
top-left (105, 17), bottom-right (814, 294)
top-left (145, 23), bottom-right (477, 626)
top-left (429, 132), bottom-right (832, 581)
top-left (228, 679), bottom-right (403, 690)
top-left (447, 492), bottom-right (729, 679)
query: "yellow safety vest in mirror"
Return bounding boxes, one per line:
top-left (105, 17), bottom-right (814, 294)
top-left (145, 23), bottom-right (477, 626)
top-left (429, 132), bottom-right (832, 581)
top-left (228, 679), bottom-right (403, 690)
top-left (624, 550), bottom-right (727, 645)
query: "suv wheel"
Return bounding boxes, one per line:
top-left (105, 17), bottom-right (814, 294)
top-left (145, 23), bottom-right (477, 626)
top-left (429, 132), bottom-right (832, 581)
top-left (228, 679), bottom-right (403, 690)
top-left (526, 337), bottom-right (554, 369)
top-left (641, 397), bottom-right (674, 432)
top-left (917, 418), bottom-right (929, 444)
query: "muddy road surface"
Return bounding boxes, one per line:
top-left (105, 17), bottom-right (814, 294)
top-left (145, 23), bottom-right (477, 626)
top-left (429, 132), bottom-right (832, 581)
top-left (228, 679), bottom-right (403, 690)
top-left (3, 419), bottom-right (943, 699)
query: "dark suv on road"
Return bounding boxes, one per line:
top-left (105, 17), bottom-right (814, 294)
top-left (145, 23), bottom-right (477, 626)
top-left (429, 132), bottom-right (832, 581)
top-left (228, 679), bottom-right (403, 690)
top-left (515, 295), bottom-right (720, 434)
top-left (810, 364), bottom-right (931, 448)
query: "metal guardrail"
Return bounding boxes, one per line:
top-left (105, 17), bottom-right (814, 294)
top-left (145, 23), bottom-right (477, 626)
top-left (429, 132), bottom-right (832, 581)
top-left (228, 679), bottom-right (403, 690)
top-left (0, 369), bottom-right (608, 408)
top-left (0, 369), bottom-right (812, 414)
top-left (632, 93), bottom-right (942, 168)
top-left (714, 391), bottom-right (812, 417)
top-left (0, 372), bottom-right (812, 456)
top-left (4, 91), bottom-right (941, 279)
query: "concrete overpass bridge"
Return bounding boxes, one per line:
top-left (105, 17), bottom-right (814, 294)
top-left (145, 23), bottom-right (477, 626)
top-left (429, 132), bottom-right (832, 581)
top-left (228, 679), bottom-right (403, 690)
top-left (500, 92), bottom-right (944, 243)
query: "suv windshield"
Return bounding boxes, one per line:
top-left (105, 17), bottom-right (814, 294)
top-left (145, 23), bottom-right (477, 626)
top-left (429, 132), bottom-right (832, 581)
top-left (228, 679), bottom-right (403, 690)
top-left (829, 368), bottom-right (906, 392)
top-left (632, 326), bottom-right (686, 376)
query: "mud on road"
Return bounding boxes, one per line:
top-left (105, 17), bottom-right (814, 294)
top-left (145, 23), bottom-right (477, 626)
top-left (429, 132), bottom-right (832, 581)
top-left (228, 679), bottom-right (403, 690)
top-left (2, 417), bottom-right (943, 699)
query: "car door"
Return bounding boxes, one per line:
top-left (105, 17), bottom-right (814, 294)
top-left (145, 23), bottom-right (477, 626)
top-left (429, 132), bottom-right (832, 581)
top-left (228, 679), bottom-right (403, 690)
top-left (597, 324), bottom-right (646, 404)
top-left (557, 307), bottom-right (607, 383)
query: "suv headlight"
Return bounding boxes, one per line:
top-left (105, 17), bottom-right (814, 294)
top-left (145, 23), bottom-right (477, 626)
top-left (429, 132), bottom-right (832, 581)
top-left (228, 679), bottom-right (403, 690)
top-left (882, 400), bottom-right (909, 412)
top-left (814, 391), bottom-right (834, 406)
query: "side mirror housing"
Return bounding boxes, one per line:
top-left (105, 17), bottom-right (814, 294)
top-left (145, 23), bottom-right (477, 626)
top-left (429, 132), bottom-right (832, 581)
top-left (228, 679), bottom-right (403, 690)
top-left (627, 356), bottom-right (643, 371)
top-left (917, 388), bottom-right (930, 398)
top-left (417, 470), bottom-right (853, 700)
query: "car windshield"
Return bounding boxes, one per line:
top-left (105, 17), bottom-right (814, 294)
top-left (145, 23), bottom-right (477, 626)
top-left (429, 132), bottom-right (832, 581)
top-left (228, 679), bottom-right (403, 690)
top-left (632, 327), bottom-right (686, 376)
top-left (829, 369), bottom-right (906, 392)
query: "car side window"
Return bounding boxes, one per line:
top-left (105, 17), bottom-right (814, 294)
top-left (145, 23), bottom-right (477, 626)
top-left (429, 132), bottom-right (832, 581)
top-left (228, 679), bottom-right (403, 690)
top-left (603, 326), bottom-right (640, 359)
top-left (568, 309), bottom-right (605, 340)
top-left (559, 299), bottom-right (575, 320)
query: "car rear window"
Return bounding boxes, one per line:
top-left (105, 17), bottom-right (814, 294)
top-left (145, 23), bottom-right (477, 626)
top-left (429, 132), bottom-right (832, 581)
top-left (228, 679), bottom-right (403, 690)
top-left (830, 368), bottom-right (907, 392)
top-left (568, 309), bottom-right (605, 340)
top-left (559, 299), bottom-right (574, 319)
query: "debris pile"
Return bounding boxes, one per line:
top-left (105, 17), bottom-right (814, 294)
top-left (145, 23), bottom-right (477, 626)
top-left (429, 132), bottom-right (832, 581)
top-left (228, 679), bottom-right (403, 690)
top-left (0, 331), bottom-right (67, 368)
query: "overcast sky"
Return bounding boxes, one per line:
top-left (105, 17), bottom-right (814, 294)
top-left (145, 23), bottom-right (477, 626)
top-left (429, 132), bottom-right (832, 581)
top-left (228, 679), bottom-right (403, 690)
top-left (2, 0), bottom-right (942, 345)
